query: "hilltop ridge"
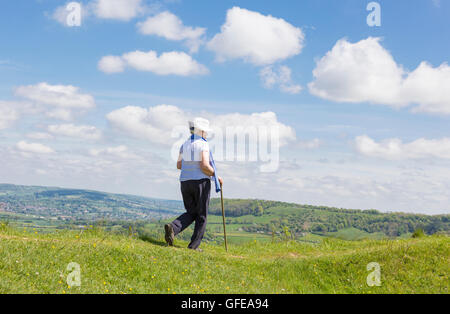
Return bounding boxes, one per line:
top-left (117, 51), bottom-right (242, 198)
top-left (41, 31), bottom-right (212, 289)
top-left (0, 224), bottom-right (448, 294)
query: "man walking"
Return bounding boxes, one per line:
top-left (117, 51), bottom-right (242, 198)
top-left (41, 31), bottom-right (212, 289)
top-left (165, 117), bottom-right (223, 251)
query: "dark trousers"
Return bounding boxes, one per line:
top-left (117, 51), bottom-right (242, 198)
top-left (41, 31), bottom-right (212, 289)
top-left (171, 179), bottom-right (211, 249)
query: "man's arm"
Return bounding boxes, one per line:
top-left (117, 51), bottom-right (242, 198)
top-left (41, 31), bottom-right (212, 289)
top-left (200, 151), bottom-right (215, 176)
top-left (200, 151), bottom-right (223, 186)
top-left (177, 153), bottom-right (182, 170)
top-left (200, 151), bottom-right (223, 187)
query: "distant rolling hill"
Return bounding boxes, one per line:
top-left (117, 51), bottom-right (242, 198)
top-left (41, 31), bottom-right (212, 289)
top-left (208, 199), bottom-right (450, 240)
top-left (0, 184), bottom-right (184, 224)
top-left (1, 184), bottom-right (449, 241)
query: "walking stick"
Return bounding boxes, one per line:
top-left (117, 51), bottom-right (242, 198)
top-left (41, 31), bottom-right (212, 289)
top-left (209, 149), bottom-right (227, 252)
top-left (220, 184), bottom-right (228, 252)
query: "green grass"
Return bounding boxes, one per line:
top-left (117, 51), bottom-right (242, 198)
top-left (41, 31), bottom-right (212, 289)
top-left (213, 232), bottom-right (273, 244)
top-left (327, 228), bottom-right (387, 241)
top-left (0, 225), bottom-right (448, 294)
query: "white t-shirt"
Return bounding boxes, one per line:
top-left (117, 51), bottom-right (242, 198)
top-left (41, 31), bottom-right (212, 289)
top-left (179, 135), bottom-right (211, 182)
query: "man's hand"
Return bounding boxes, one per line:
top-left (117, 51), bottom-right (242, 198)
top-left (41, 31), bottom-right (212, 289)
top-left (218, 176), bottom-right (223, 187)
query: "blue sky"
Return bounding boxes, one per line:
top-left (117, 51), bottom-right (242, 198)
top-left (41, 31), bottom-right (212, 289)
top-left (0, 0), bottom-right (449, 214)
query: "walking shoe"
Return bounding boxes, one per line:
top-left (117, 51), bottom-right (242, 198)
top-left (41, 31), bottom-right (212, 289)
top-left (164, 224), bottom-right (174, 247)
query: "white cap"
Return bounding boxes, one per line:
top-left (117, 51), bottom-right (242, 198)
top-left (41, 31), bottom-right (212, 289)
top-left (189, 117), bottom-right (212, 134)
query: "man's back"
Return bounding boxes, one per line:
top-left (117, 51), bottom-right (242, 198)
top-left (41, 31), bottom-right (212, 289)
top-left (179, 135), bottom-right (211, 182)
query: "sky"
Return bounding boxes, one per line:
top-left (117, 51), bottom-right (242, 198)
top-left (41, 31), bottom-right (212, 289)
top-left (0, 0), bottom-right (449, 214)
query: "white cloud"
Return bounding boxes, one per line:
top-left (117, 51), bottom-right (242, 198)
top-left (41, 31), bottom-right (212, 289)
top-left (92, 0), bottom-right (145, 21)
top-left (97, 56), bottom-right (126, 74)
top-left (297, 138), bottom-right (321, 149)
top-left (51, 0), bottom-right (151, 25)
top-left (107, 105), bottom-right (187, 144)
top-left (207, 7), bottom-right (304, 66)
top-left (98, 50), bottom-right (209, 76)
top-left (14, 83), bottom-right (96, 121)
top-left (308, 37), bottom-right (450, 115)
top-left (51, 2), bottom-right (87, 27)
top-left (89, 145), bottom-right (139, 159)
top-left (26, 132), bottom-right (54, 140)
top-left (260, 65), bottom-right (302, 94)
top-left (280, 84), bottom-right (303, 95)
top-left (309, 38), bottom-right (404, 105)
top-left (137, 11), bottom-right (206, 53)
top-left (16, 141), bottom-right (54, 154)
top-left (15, 83), bottom-right (95, 109)
top-left (0, 101), bottom-right (20, 130)
top-left (107, 104), bottom-right (296, 147)
top-left (123, 51), bottom-right (208, 76)
top-left (35, 169), bottom-right (48, 175)
top-left (403, 62), bottom-right (450, 114)
top-left (206, 111), bottom-right (296, 147)
top-left (51, 5), bottom-right (71, 26)
top-left (355, 135), bottom-right (450, 160)
top-left (45, 108), bottom-right (74, 121)
top-left (48, 124), bottom-right (102, 140)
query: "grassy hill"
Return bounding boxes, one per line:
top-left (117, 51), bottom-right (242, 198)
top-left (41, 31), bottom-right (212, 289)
top-left (0, 224), bottom-right (448, 294)
top-left (327, 228), bottom-right (387, 241)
